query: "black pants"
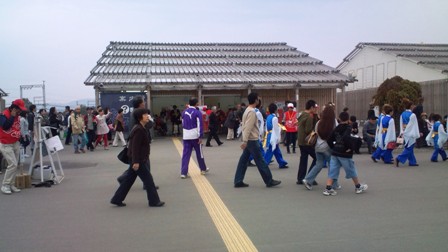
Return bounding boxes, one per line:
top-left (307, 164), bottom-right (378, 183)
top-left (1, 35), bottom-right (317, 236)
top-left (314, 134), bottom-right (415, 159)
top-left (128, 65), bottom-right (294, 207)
top-left (86, 130), bottom-right (96, 150)
top-left (206, 127), bottom-right (223, 146)
top-left (363, 135), bottom-right (375, 154)
top-left (285, 132), bottom-right (297, 153)
top-left (111, 161), bottom-right (160, 206)
top-left (65, 128), bottom-right (72, 145)
top-left (297, 145), bottom-right (316, 182)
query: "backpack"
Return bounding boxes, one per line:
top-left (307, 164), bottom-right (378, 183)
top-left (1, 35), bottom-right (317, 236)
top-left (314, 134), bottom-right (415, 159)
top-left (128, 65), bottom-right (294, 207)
top-left (332, 126), bottom-right (351, 153)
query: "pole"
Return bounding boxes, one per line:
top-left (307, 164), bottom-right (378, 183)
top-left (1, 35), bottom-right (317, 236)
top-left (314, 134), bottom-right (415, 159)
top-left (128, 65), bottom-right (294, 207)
top-left (42, 80), bottom-right (46, 110)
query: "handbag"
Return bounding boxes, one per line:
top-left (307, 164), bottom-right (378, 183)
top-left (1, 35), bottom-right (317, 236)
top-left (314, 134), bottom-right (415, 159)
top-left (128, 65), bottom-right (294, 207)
top-left (386, 141), bottom-right (397, 150)
top-left (305, 131), bottom-right (318, 146)
top-left (396, 136), bottom-right (404, 145)
top-left (117, 146), bottom-right (129, 164)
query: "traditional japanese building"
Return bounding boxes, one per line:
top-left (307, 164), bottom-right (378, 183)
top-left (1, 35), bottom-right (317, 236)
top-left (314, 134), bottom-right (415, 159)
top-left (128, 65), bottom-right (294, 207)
top-left (337, 42), bottom-right (448, 118)
top-left (84, 41), bottom-right (350, 115)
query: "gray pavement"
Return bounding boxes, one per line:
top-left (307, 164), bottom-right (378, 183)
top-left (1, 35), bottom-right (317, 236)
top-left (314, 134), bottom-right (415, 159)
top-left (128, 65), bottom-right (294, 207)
top-left (1, 138), bottom-right (447, 252)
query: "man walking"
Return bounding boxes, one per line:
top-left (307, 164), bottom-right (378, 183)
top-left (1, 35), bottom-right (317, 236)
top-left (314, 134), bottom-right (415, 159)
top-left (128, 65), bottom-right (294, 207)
top-left (0, 99), bottom-right (27, 194)
top-left (206, 106), bottom-right (223, 147)
top-left (297, 100), bottom-right (318, 185)
top-left (234, 92), bottom-right (281, 188)
top-left (180, 98), bottom-right (209, 179)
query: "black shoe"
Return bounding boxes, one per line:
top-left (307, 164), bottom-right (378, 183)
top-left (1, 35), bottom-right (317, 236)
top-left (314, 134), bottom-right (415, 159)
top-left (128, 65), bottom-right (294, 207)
top-left (117, 176), bottom-right (124, 184)
top-left (355, 150), bottom-right (361, 154)
top-left (409, 164), bottom-right (419, 166)
top-left (234, 182), bottom-right (249, 188)
top-left (296, 180), bottom-right (304, 185)
top-left (150, 201), bottom-right (165, 207)
top-left (279, 165), bottom-right (289, 169)
top-left (395, 159), bottom-right (399, 167)
top-left (248, 162), bottom-right (256, 167)
top-left (371, 157), bottom-right (378, 163)
top-left (443, 158), bottom-right (448, 161)
top-left (218, 142), bottom-right (223, 146)
top-left (111, 201), bottom-right (126, 207)
top-left (267, 180), bottom-right (281, 187)
top-left (206, 144), bottom-right (212, 147)
top-left (312, 181), bottom-right (318, 186)
top-left (431, 160), bottom-right (438, 162)
top-left (143, 185), bottom-right (159, 190)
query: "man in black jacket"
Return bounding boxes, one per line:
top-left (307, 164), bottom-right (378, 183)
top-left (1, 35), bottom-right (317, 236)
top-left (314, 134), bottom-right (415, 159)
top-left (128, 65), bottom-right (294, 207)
top-left (206, 106), bottom-right (223, 147)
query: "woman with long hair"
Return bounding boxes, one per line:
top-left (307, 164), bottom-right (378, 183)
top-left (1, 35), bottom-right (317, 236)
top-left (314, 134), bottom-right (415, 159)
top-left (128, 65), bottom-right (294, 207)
top-left (49, 107), bottom-right (60, 137)
top-left (372, 104), bottom-right (396, 164)
top-left (302, 104), bottom-right (339, 190)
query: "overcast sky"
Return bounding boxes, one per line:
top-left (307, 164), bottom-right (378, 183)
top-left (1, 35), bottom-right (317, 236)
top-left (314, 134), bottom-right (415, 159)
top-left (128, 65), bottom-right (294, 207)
top-left (1, 0), bottom-right (447, 106)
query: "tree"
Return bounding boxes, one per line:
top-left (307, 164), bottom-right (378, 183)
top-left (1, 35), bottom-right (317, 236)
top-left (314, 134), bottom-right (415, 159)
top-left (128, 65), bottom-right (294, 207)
top-left (372, 76), bottom-right (422, 130)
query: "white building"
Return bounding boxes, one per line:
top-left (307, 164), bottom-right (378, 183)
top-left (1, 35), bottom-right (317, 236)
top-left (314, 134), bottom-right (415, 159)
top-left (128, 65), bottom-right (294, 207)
top-left (336, 42), bottom-right (448, 118)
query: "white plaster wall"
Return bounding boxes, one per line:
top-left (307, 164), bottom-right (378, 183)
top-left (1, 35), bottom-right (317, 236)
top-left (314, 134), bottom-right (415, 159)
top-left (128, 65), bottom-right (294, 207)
top-left (340, 46), bottom-right (447, 91)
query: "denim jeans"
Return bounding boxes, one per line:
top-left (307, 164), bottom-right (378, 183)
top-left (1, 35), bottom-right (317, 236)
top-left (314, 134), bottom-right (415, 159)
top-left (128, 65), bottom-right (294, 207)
top-left (304, 150), bottom-right (339, 188)
top-left (72, 133), bottom-right (86, 151)
top-left (234, 140), bottom-right (273, 185)
top-left (328, 155), bottom-right (358, 180)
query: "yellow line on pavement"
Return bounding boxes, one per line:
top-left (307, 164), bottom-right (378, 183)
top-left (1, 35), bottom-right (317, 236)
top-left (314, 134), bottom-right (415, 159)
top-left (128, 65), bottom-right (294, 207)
top-left (172, 138), bottom-right (258, 252)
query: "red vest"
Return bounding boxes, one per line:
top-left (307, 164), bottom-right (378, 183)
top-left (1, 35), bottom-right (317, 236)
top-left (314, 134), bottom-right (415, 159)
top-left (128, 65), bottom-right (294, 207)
top-left (0, 109), bottom-right (21, 144)
top-left (284, 111), bottom-right (298, 132)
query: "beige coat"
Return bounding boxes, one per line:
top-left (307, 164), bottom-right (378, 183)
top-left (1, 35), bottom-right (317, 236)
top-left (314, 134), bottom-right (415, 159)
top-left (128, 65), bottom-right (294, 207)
top-left (70, 113), bottom-right (85, 135)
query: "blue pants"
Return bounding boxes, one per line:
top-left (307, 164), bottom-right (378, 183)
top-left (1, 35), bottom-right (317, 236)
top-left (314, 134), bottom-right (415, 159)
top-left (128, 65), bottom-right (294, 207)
top-left (431, 137), bottom-right (447, 161)
top-left (235, 140), bottom-right (273, 185)
top-left (249, 141), bottom-right (265, 162)
top-left (396, 143), bottom-right (417, 165)
top-left (372, 146), bottom-right (393, 163)
top-left (264, 144), bottom-right (287, 167)
top-left (304, 150), bottom-right (339, 188)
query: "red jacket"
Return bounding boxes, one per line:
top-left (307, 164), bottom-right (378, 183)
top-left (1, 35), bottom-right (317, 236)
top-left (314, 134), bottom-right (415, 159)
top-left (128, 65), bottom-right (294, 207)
top-left (0, 109), bottom-right (21, 144)
top-left (284, 111), bottom-right (298, 133)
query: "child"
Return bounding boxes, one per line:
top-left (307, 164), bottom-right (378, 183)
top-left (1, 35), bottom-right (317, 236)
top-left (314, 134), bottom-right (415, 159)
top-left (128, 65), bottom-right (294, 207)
top-left (323, 112), bottom-right (368, 196)
top-left (426, 114), bottom-right (447, 162)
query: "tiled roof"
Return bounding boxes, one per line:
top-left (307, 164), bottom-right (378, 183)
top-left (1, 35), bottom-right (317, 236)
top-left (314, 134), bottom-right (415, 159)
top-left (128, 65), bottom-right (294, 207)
top-left (337, 42), bottom-right (448, 73)
top-left (85, 42), bottom-right (349, 90)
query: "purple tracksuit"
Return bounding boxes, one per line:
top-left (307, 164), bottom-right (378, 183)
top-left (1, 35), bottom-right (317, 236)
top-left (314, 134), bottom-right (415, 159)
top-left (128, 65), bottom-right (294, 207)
top-left (181, 106), bottom-right (207, 175)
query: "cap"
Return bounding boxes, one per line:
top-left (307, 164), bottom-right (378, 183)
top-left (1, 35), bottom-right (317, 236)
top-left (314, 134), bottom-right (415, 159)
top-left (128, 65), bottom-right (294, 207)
top-left (12, 99), bottom-right (27, 111)
top-left (287, 103), bottom-right (294, 108)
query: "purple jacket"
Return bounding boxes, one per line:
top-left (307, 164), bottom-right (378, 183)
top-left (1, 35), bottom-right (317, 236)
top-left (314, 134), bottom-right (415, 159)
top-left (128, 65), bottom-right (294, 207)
top-left (182, 107), bottom-right (203, 140)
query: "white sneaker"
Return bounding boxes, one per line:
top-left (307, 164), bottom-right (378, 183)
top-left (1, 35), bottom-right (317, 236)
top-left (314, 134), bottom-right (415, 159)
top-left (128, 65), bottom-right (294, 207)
top-left (355, 184), bottom-right (368, 194)
top-left (180, 174), bottom-right (187, 179)
top-left (302, 179), bottom-right (312, 190)
top-left (200, 168), bottom-right (210, 175)
top-left (10, 185), bottom-right (21, 193)
top-left (1, 185), bottom-right (12, 195)
top-left (323, 188), bottom-right (337, 196)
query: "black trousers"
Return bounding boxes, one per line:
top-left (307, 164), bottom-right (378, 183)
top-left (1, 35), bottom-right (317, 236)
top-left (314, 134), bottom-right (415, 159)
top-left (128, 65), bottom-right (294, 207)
top-left (111, 161), bottom-right (160, 206)
top-left (206, 127), bottom-right (222, 146)
top-left (65, 127), bottom-right (72, 145)
top-left (297, 145), bottom-right (316, 182)
top-left (86, 130), bottom-right (96, 150)
top-left (285, 132), bottom-right (297, 153)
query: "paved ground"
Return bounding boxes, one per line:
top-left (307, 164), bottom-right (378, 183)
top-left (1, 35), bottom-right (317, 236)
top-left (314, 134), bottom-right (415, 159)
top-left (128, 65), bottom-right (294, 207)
top-left (0, 137), bottom-right (447, 252)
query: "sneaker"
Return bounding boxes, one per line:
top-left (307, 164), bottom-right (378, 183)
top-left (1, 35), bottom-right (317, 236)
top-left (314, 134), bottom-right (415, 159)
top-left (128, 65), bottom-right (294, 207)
top-left (80, 149), bottom-right (86, 153)
top-left (355, 184), bottom-right (368, 194)
top-left (200, 168), bottom-right (210, 175)
top-left (10, 185), bottom-right (21, 193)
top-left (333, 185), bottom-right (342, 190)
top-left (302, 179), bottom-right (312, 190)
top-left (323, 189), bottom-right (337, 196)
top-left (180, 174), bottom-right (188, 179)
top-left (1, 185), bottom-right (12, 195)
top-left (74, 150), bottom-right (80, 154)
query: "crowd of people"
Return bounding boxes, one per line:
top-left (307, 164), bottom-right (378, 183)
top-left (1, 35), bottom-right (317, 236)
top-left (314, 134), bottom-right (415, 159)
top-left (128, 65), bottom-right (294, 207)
top-left (1, 94), bottom-right (447, 205)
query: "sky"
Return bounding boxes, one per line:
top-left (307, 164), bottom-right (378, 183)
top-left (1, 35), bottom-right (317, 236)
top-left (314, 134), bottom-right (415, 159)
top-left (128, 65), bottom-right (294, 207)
top-left (1, 0), bottom-right (447, 106)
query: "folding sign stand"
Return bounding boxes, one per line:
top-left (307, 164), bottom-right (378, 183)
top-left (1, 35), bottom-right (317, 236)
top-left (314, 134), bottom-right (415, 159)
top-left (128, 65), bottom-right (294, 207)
top-left (28, 116), bottom-right (65, 184)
